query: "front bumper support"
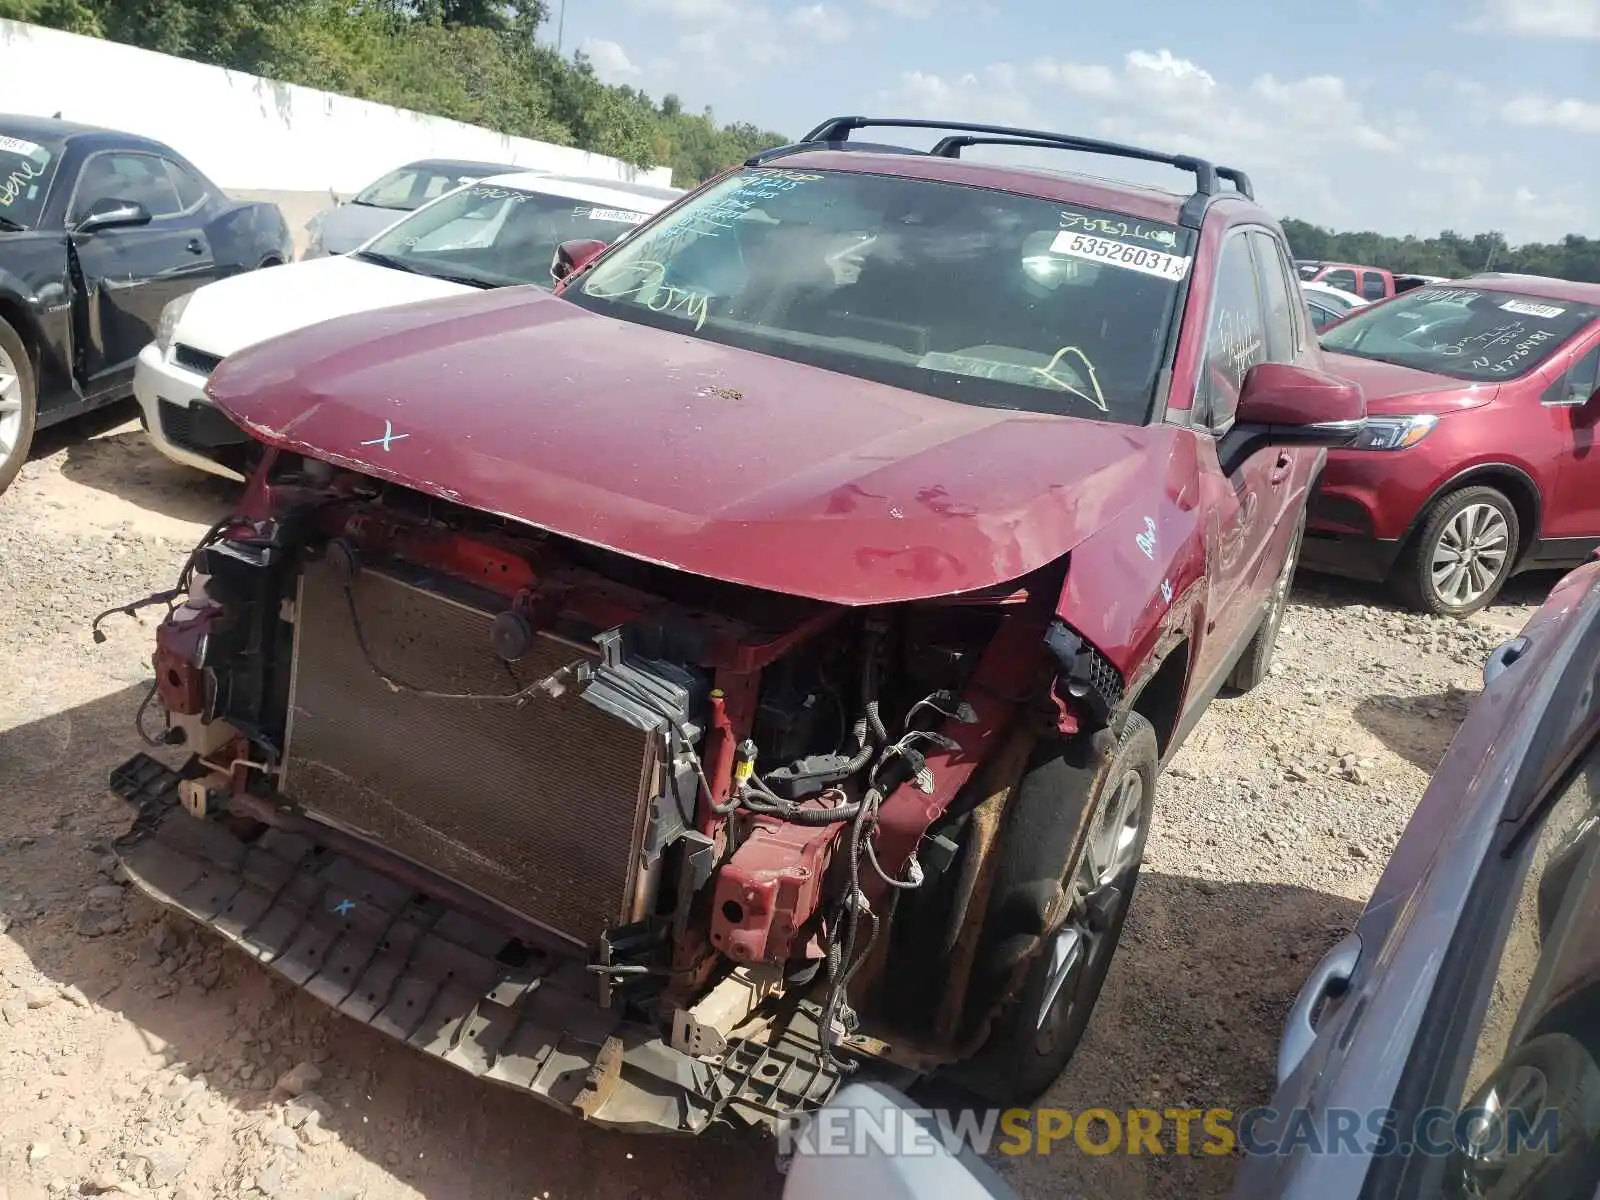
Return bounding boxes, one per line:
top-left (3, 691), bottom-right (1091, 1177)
top-left (109, 754), bottom-right (843, 1135)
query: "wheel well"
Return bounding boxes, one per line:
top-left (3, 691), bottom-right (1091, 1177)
top-left (1130, 640), bottom-right (1188, 760)
top-left (259, 257), bottom-right (283, 268)
top-left (1411, 466), bottom-right (1541, 561)
top-left (0, 294), bottom-right (38, 377)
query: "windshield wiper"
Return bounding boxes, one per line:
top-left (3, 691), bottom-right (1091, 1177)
top-left (353, 250), bottom-right (423, 275)
top-left (0, 215), bottom-right (27, 232)
top-left (417, 270), bottom-right (495, 290)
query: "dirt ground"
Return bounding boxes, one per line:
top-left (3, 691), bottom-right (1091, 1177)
top-left (0, 406), bottom-right (1554, 1200)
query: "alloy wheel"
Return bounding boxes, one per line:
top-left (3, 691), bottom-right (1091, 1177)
top-left (1035, 767), bottom-right (1146, 1054)
top-left (1430, 503), bottom-right (1510, 609)
top-left (0, 343), bottom-right (22, 465)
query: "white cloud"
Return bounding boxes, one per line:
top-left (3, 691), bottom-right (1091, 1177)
top-left (788, 3), bottom-right (852, 41)
top-left (1464, 0), bottom-right (1600, 37)
top-left (868, 0), bottom-right (937, 15)
top-left (579, 37), bottom-right (641, 83)
top-left (1500, 93), bottom-right (1600, 132)
top-left (631, 0), bottom-right (796, 71)
top-left (870, 48), bottom-right (1592, 239)
top-left (632, 0), bottom-right (743, 18)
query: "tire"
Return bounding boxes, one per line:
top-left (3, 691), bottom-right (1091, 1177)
top-left (0, 317), bottom-right (38, 498)
top-left (951, 711), bottom-right (1159, 1104)
top-left (1394, 485), bottom-right (1520, 618)
top-left (1227, 505), bottom-right (1307, 694)
top-left (1445, 1032), bottom-right (1600, 1200)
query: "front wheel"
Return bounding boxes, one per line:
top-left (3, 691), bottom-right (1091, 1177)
top-left (1394, 485), bottom-right (1519, 618)
top-left (0, 317), bottom-right (38, 497)
top-left (951, 712), bottom-right (1158, 1104)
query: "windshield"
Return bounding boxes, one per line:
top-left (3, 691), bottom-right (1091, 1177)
top-left (564, 168), bottom-right (1193, 424)
top-left (360, 183), bottom-right (658, 288)
top-left (0, 133), bottom-right (59, 229)
top-left (354, 164), bottom-right (499, 211)
top-left (1321, 285), bottom-right (1599, 381)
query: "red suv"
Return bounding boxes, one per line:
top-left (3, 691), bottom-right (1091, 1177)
top-left (105, 117), bottom-right (1363, 1134)
top-left (1301, 274), bottom-right (1600, 616)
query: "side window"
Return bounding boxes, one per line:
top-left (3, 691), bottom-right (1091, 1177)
top-left (71, 152), bottom-right (181, 222)
top-left (1308, 300), bottom-right (1338, 331)
top-left (1430, 747), bottom-right (1600, 1200)
top-left (1360, 271), bottom-right (1388, 301)
top-left (1196, 232), bottom-right (1268, 428)
top-left (1322, 267), bottom-right (1357, 293)
top-left (1249, 230), bottom-right (1299, 361)
top-left (163, 158), bottom-right (209, 212)
top-left (1542, 339), bottom-right (1600, 405)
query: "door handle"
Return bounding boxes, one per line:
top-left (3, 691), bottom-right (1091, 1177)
top-left (1483, 635), bottom-right (1531, 687)
top-left (184, 238), bottom-right (205, 255)
top-left (1269, 450), bottom-right (1293, 485)
top-left (1276, 930), bottom-right (1361, 1086)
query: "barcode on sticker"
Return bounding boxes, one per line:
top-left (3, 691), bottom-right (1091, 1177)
top-left (587, 207), bottom-right (649, 224)
top-left (1049, 231), bottom-right (1190, 281)
top-left (0, 136), bottom-right (44, 157)
top-left (1501, 299), bottom-right (1565, 319)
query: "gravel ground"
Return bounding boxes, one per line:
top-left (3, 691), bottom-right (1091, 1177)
top-left (0, 407), bottom-right (1556, 1200)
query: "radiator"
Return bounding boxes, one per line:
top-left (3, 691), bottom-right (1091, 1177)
top-left (281, 558), bottom-right (663, 948)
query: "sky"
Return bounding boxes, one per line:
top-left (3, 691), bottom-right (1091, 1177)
top-left (552, 0), bottom-right (1600, 245)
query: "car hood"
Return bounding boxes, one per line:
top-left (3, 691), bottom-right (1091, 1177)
top-left (207, 287), bottom-right (1175, 606)
top-left (175, 254), bottom-right (478, 359)
top-left (312, 202), bottom-right (409, 254)
top-left (1323, 350), bottom-right (1498, 415)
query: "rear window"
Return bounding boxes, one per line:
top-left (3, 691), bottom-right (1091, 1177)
top-left (1321, 285), bottom-right (1600, 382)
top-left (566, 167), bottom-right (1194, 425)
top-left (0, 132), bottom-right (58, 228)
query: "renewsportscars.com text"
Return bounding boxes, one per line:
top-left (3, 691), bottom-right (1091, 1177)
top-left (778, 1105), bottom-right (1560, 1159)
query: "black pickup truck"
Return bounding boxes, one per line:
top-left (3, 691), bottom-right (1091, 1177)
top-left (0, 113), bottom-right (291, 494)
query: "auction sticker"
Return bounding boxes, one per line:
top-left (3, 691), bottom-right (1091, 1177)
top-left (1501, 299), bottom-right (1565, 319)
top-left (0, 136), bottom-right (44, 157)
top-left (1050, 230), bottom-right (1191, 281)
top-left (587, 207), bottom-right (650, 225)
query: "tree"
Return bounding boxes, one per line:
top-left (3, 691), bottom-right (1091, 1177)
top-left (1282, 218), bottom-right (1600, 284)
top-left (6, 0), bottom-right (787, 180)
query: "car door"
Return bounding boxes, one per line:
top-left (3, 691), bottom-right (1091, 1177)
top-left (1540, 328), bottom-right (1600, 541)
top-left (67, 149), bottom-right (223, 391)
top-left (1232, 570), bottom-right (1600, 1200)
top-left (1187, 226), bottom-right (1303, 687)
top-left (1358, 270), bottom-right (1389, 302)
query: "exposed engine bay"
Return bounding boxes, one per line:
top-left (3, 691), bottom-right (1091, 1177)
top-left (104, 448), bottom-right (1127, 1133)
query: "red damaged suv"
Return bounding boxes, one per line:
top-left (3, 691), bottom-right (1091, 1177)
top-left (105, 118), bottom-right (1364, 1134)
top-left (1302, 274), bottom-right (1600, 616)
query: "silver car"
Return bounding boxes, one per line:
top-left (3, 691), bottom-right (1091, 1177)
top-left (302, 158), bottom-right (526, 258)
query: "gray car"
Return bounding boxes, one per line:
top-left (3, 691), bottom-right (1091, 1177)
top-left (302, 158), bottom-right (526, 258)
top-left (1233, 557), bottom-right (1600, 1200)
top-left (783, 559), bottom-right (1600, 1200)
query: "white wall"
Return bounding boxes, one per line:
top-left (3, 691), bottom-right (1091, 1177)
top-left (0, 19), bottom-right (674, 195)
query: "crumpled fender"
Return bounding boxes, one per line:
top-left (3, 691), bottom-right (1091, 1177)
top-left (204, 202), bottom-right (290, 276)
top-left (1054, 432), bottom-right (1208, 691)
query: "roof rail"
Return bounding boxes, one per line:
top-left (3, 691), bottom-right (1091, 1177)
top-left (745, 139), bottom-right (924, 167)
top-left (746, 116), bottom-right (1256, 229)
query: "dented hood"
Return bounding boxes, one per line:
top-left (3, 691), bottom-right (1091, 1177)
top-left (207, 287), bottom-right (1175, 605)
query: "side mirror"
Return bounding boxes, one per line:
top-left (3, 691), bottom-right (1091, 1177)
top-left (551, 238), bottom-right (609, 284)
top-left (1219, 362), bottom-right (1367, 475)
top-left (73, 200), bottom-right (152, 235)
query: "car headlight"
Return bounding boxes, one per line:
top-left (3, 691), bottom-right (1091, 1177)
top-left (1350, 413), bottom-right (1438, 451)
top-left (154, 293), bottom-right (191, 353)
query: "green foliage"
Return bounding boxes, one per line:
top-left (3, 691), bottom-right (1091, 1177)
top-left (1282, 218), bottom-right (1600, 285)
top-left (3, 0), bottom-right (788, 183)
